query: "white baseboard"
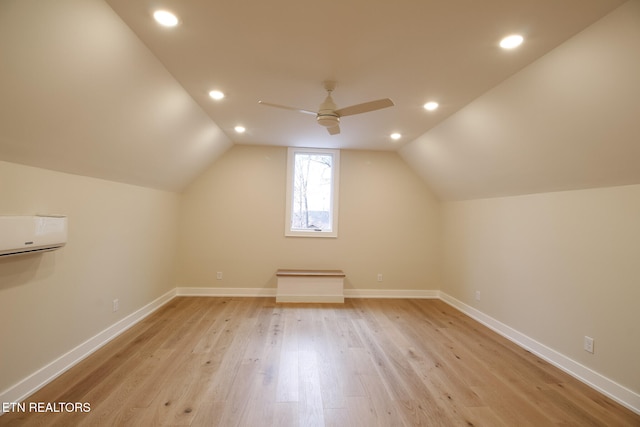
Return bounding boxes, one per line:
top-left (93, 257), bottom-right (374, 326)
top-left (175, 286), bottom-right (440, 300)
top-left (345, 288), bottom-right (439, 299)
top-left (439, 292), bottom-right (640, 416)
top-left (176, 286), bottom-right (277, 297)
top-left (0, 288), bottom-right (176, 413)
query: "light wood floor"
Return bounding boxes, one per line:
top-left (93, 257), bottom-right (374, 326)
top-left (2, 297), bottom-right (638, 426)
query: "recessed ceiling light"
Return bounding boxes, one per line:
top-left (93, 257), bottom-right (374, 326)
top-left (423, 101), bottom-right (439, 111)
top-left (209, 90), bottom-right (225, 100)
top-left (390, 133), bottom-right (402, 140)
top-left (153, 10), bottom-right (179, 27)
top-left (500, 34), bottom-right (524, 49)
top-left (234, 125), bottom-right (246, 133)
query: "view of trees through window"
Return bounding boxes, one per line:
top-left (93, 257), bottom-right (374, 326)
top-left (291, 152), bottom-right (333, 231)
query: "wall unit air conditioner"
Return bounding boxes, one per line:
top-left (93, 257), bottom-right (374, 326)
top-left (0, 215), bottom-right (68, 257)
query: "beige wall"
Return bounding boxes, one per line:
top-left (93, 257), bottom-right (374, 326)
top-left (4, 145), bottom-right (639, 404)
top-left (0, 161), bottom-right (180, 393)
top-left (177, 145), bottom-right (442, 291)
top-left (442, 184), bottom-right (640, 394)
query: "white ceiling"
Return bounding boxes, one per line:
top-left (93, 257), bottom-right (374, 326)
top-left (1, 0), bottom-right (638, 199)
top-left (105, 0), bottom-right (624, 151)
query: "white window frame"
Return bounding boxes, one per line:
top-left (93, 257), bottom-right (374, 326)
top-left (285, 147), bottom-right (340, 238)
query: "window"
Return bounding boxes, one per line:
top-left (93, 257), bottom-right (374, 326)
top-left (285, 147), bottom-right (340, 237)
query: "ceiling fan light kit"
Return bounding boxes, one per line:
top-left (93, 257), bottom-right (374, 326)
top-left (259, 81), bottom-right (394, 136)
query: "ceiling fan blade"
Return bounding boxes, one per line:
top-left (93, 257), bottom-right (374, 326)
top-left (327, 125), bottom-right (340, 135)
top-left (335, 98), bottom-right (394, 117)
top-left (258, 101), bottom-right (316, 116)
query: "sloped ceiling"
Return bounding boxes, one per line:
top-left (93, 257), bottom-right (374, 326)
top-left (400, 0), bottom-right (640, 200)
top-left (0, 0), bottom-right (638, 199)
top-left (0, 0), bottom-right (232, 192)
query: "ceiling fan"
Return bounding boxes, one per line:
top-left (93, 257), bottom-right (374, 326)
top-left (258, 81), bottom-right (394, 135)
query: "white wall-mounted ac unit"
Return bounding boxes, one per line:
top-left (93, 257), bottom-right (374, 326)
top-left (0, 215), bottom-right (68, 257)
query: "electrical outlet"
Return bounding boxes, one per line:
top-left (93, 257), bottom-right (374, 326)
top-left (377, 273), bottom-right (383, 282)
top-left (475, 291), bottom-right (481, 301)
top-left (584, 336), bottom-right (594, 354)
top-left (113, 299), bottom-right (119, 312)
top-left (216, 272), bottom-right (223, 280)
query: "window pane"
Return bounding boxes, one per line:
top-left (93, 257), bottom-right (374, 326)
top-left (291, 152), bottom-right (333, 231)
top-left (285, 147), bottom-right (339, 238)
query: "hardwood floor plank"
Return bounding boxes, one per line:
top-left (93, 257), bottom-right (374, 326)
top-left (464, 406), bottom-right (510, 427)
top-left (2, 297), bottom-right (638, 426)
top-left (78, 348), bottom-right (177, 426)
top-left (272, 402), bottom-right (299, 427)
top-left (217, 357), bottom-right (261, 426)
top-left (339, 352), bottom-right (366, 398)
top-left (201, 303), bottom-right (263, 403)
top-left (351, 317), bottom-right (412, 402)
top-left (397, 399), bottom-right (458, 427)
top-left (357, 372), bottom-right (409, 426)
top-left (237, 304), bottom-right (285, 427)
top-left (110, 300), bottom-right (226, 425)
top-left (344, 396), bottom-right (378, 427)
top-left (315, 308), bottom-right (347, 409)
top-left (546, 381), bottom-right (640, 426)
top-left (471, 384), bottom-right (554, 427)
top-left (298, 350), bottom-right (325, 427)
top-left (322, 407), bottom-right (349, 427)
top-left (187, 401), bottom-right (225, 427)
top-left (276, 350), bottom-right (299, 403)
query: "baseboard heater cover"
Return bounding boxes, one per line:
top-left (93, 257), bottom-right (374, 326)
top-left (276, 269), bottom-right (345, 303)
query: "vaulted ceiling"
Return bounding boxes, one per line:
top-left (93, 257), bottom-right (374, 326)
top-left (1, 0), bottom-right (638, 199)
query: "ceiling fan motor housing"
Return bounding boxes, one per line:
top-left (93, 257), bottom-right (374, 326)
top-left (317, 113), bottom-right (340, 127)
top-left (316, 92), bottom-right (339, 127)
